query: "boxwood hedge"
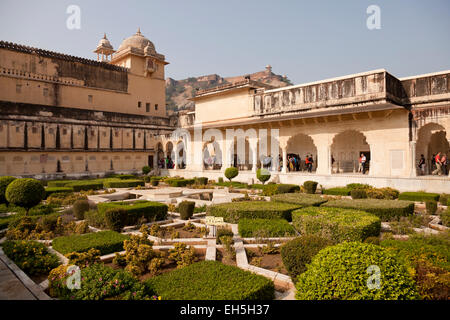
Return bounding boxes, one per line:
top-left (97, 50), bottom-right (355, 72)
top-left (321, 198), bottom-right (414, 221)
top-left (322, 187), bottom-right (351, 196)
top-left (398, 192), bottom-right (440, 202)
top-left (52, 230), bottom-right (129, 255)
top-left (102, 179), bottom-right (145, 188)
top-left (96, 200), bottom-right (168, 226)
top-left (271, 193), bottom-right (327, 207)
top-left (292, 207), bottom-right (381, 242)
top-left (206, 201), bottom-right (301, 223)
top-left (44, 187), bottom-right (73, 198)
top-left (238, 218), bottom-right (295, 238)
top-left (146, 260), bottom-right (274, 300)
top-left (65, 181), bottom-right (104, 192)
top-left (262, 184), bottom-right (300, 196)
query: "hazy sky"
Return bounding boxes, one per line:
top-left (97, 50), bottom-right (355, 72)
top-left (0, 0), bottom-right (448, 84)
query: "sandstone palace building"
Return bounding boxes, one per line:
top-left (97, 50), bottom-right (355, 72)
top-left (0, 30), bottom-right (176, 177)
top-left (0, 31), bottom-right (449, 192)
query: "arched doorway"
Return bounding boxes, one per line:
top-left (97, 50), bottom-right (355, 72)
top-left (231, 137), bottom-right (255, 171)
top-left (416, 123), bottom-right (449, 175)
top-left (165, 142), bottom-right (174, 169)
top-left (331, 130), bottom-right (370, 174)
top-left (156, 142), bottom-right (164, 169)
top-left (286, 134), bottom-right (317, 172)
top-left (203, 138), bottom-right (222, 170)
top-left (176, 140), bottom-right (186, 169)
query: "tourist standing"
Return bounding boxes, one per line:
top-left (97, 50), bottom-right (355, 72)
top-left (432, 152), bottom-right (442, 175)
top-left (308, 154), bottom-right (314, 173)
top-left (418, 154), bottom-right (426, 175)
top-left (358, 154), bottom-right (363, 173)
top-left (441, 153), bottom-right (448, 175)
top-left (361, 153), bottom-right (367, 174)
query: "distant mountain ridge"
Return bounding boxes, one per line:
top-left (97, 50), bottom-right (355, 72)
top-left (165, 65), bottom-right (292, 111)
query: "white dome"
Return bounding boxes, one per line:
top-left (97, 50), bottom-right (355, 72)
top-left (97, 33), bottom-right (113, 50)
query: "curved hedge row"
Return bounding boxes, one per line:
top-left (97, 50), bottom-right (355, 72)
top-left (271, 193), bottom-right (327, 207)
top-left (322, 187), bottom-right (351, 196)
top-left (398, 192), bottom-right (440, 202)
top-left (102, 179), bottom-right (145, 188)
top-left (238, 218), bottom-right (295, 238)
top-left (321, 198), bottom-right (414, 221)
top-left (146, 260), bottom-right (274, 300)
top-left (292, 207), bottom-right (381, 242)
top-left (206, 201), bottom-right (301, 223)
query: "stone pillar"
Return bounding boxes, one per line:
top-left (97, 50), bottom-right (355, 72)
top-left (410, 141), bottom-right (417, 178)
top-left (174, 146), bottom-right (179, 170)
top-left (163, 151), bottom-right (167, 169)
top-left (282, 148), bottom-right (287, 173)
top-left (251, 140), bottom-right (258, 173)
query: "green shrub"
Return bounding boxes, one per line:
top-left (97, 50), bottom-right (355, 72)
top-left (5, 178), bottom-right (45, 214)
top-left (102, 179), bottom-right (144, 188)
top-left (321, 198), bottom-right (414, 221)
top-left (351, 188), bottom-right (367, 199)
top-left (303, 181), bottom-right (318, 194)
top-left (165, 178), bottom-right (194, 187)
top-left (224, 167), bottom-right (239, 181)
top-left (85, 210), bottom-right (107, 229)
top-left (262, 184), bottom-right (300, 196)
top-left (218, 177), bottom-right (224, 183)
top-left (73, 199), bottom-right (90, 220)
top-left (271, 193), bottom-right (327, 207)
top-left (52, 231), bottom-right (129, 255)
top-left (398, 192), bottom-right (440, 202)
top-left (97, 201), bottom-right (167, 226)
top-left (238, 218), bottom-right (295, 238)
top-left (48, 264), bottom-right (152, 300)
top-left (280, 235), bottom-right (332, 281)
top-left (143, 176), bottom-right (151, 183)
top-left (194, 177), bottom-right (208, 185)
top-left (256, 168), bottom-right (271, 185)
top-left (322, 187), bottom-right (351, 196)
top-left (438, 194), bottom-right (449, 206)
top-left (104, 208), bottom-right (127, 232)
top-left (425, 201), bottom-right (438, 215)
top-left (150, 178), bottom-right (159, 186)
top-left (142, 166), bottom-right (151, 175)
top-left (2, 240), bottom-right (60, 275)
top-left (178, 201), bottom-right (195, 220)
top-left (65, 181), bottom-right (103, 192)
top-left (44, 187), bottom-right (73, 198)
top-left (441, 209), bottom-right (450, 227)
top-left (346, 183), bottom-right (372, 190)
top-left (216, 226), bottom-right (234, 240)
top-left (207, 201), bottom-right (301, 223)
top-left (0, 176), bottom-right (16, 203)
top-left (295, 242), bottom-right (419, 300)
top-left (292, 207), bottom-right (380, 242)
top-left (378, 187), bottom-right (400, 200)
top-left (146, 260), bottom-right (274, 300)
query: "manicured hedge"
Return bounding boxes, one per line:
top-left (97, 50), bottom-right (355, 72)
top-left (292, 207), bottom-right (381, 242)
top-left (322, 187), bottom-right (351, 196)
top-left (295, 242), bottom-right (419, 300)
top-left (102, 179), bottom-right (145, 188)
top-left (146, 260), bottom-right (274, 300)
top-left (97, 200), bottom-right (168, 226)
top-left (238, 218), bottom-right (295, 238)
top-left (52, 231), bottom-right (129, 255)
top-left (206, 201), bottom-right (301, 223)
top-left (262, 184), bottom-right (300, 196)
top-left (194, 177), bottom-right (208, 185)
top-left (321, 198), bottom-right (414, 221)
top-left (165, 178), bottom-right (195, 187)
top-left (398, 192), bottom-right (440, 202)
top-left (271, 193), bottom-right (327, 207)
top-left (47, 180), bottom-right (71, 188)
top-left (65, 181), bottom-right (104, 192)
top-left (0, 176), bottom-right (16, 203)
top-left (44, 187), bottom-right (73, 198)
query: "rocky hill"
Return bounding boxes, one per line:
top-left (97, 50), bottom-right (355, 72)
top-left (165, 65), bottom-right (292, 111)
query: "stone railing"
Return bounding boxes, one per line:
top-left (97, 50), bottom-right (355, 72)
top-left (1, 67), bottom-right (84, 86)
top-left (252, 70), bottom-right (405, 115)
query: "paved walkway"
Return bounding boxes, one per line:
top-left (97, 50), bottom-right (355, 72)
top-left (0, 259), bottom-right (36, 300)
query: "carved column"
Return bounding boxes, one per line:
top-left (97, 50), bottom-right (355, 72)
top-left (410, 141), bottom-right (417, 178)
top-left (282, 148), bottom-right (287, 173)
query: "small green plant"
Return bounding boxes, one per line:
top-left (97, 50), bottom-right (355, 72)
top-left (0, 176), bottom-right (16, 203)
top-left (425, 201), bottom-right (438, 215)
top-left (73, 199), bottom-right (90, 220)
top-left (351, 188), bottom-right (368, 199)
top-left (178, 200), bottom-right (195, 220)
top-left (65, 248), bottom-right (101, 268)
top-left (105, 208), bottom-right (126, 232)
top-left (168, 242), bottom-right (196, 268)
top-left (303, 181), bottom-right (318, 194)
top-left (142, 166), bottom-right (151, 175)
top-left (256, 168), bottom-right (271, 185)
top-left (224, 167), bottom-right (239, 181)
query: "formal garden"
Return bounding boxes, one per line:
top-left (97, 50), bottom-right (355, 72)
top-left (0, 166), bottom-right (449, 300)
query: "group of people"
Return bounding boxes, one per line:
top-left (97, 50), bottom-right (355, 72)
top-left (419, 152), bottom-right (448, 176)
top-left (158, 156), bottom-right (175, 169)
top-left (277, 154), bottom-right (314, 172)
